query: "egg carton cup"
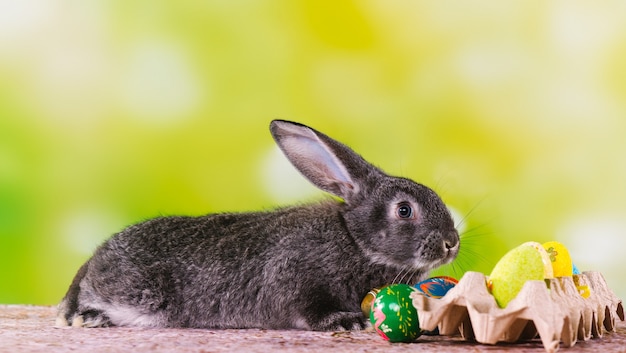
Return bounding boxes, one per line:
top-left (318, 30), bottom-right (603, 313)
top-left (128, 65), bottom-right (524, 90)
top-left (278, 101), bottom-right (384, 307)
top-left (410, 271), bottom-right (624, 353)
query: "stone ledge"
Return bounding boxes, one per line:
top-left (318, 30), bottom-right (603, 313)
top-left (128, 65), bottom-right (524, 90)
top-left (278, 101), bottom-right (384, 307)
top-left (1, 305), bottom-right (625, 353)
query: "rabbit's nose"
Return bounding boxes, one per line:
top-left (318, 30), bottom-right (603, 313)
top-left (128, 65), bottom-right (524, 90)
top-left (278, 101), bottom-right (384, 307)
top-left (443, 231), bottom-right (460, 252)
top-left (444, 240), bottom-right (458, 253)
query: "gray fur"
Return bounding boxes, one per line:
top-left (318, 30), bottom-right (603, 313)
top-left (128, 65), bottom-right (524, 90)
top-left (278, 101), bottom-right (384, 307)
top-left (57, 120), bottom-right (459, 330)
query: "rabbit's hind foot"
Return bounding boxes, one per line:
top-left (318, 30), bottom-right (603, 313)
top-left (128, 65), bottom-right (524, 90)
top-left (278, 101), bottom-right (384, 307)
top-left (311, 311), bottom-right (368, 331)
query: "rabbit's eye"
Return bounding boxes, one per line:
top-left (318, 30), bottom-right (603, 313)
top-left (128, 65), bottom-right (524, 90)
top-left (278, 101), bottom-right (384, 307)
top-left (396, 203), bottom-right (413, 219)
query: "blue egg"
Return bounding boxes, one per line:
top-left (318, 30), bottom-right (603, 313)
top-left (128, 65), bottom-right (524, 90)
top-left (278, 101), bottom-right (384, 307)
top-left (414, 276), bottom-right (458, 299)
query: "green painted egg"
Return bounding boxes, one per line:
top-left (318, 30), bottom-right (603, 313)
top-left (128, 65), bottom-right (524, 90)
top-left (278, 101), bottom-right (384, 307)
top-left (489, 244), bottom-right (545, 308)
top-left (369, 284), bottom-right (421, 342)
top-left (521, 241), bottom-right (554, 279)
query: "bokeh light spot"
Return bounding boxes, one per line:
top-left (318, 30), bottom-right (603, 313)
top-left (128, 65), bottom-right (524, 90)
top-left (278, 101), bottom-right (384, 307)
top-left (118, 39), bottom-right (203, 124)
top-left (261, 146), bottom-right (320, 205)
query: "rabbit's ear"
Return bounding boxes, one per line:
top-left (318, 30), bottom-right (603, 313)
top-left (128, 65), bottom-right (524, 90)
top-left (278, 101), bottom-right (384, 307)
top-left (270, 120), bottom-right (382, 202)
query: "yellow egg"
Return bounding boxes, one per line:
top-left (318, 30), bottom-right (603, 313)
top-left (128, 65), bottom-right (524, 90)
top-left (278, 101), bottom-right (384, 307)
top-left (521, 241), bottom-right (554, 279)
top-left (542, 241), bottom-right (573, 277)
top-left (489, 244), bottom-right (545, 308)
top-left (573, 275), bottom-right (592, 298)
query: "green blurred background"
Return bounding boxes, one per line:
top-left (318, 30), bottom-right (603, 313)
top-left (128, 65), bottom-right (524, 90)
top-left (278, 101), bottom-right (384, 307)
top-left (1, 1), bottom-right (626, 305)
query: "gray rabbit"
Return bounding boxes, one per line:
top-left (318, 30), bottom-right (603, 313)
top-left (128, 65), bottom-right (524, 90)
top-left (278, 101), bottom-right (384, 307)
top-left (56, 120), bottom-right (459, 330)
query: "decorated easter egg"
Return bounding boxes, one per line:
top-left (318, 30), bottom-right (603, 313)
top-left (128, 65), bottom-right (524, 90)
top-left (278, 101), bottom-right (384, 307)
top-left (573, 273), bottom-right (592, 298)
top-left (521, 241), bottom-right (554, 278)
top-left (542, 241), bottom-right (573, 277)
top-left (488, 244), bottom-right (545, 308)
top-left (414, 276), bottom-right (458, 298)
top-left (369, 284), bottom-right (421, 342)
top-left (360, 287), bottom-right (383, 317)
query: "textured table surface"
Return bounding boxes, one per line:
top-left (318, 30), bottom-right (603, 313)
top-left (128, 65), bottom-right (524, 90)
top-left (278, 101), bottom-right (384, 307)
top-left (1, 305), bottom-right (625, 353)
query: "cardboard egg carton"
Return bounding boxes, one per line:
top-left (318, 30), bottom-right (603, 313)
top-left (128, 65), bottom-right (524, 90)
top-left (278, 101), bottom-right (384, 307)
top-left (411, 271), bottom-right (624, 353)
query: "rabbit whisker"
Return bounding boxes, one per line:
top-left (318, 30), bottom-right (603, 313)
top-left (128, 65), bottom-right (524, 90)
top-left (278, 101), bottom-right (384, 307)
top-left (392, 267), bottom-right (407, 285)
top-left (454, 199), bottom-right (487, 232)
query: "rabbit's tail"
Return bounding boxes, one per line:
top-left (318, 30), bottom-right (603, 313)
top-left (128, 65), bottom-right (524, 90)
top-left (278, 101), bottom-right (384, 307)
top-left (55, 260), bottom-right (90, 327)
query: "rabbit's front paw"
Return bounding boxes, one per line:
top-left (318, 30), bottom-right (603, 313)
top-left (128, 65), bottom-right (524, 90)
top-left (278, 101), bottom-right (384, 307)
top-left (70, 310), bottom-right (113, 328)
top-left (311, 311), bottom-right (368, 331)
